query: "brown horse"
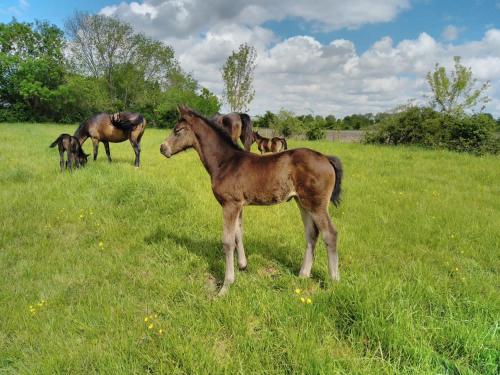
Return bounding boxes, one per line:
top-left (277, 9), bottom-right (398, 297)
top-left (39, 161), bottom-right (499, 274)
top-left (212, 112), bottom-right (253, 151)
top-left (50, 134), bottom-right (89, 173)
top-left (74, 112), bottom-right (146, 167)
top-left (160, 106), bottom-right (343, 296)
top-left (252, 131), bottom-right (288, 153)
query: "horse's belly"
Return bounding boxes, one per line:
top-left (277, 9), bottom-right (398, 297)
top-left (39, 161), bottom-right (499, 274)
top-left (100, 128), bottom-right (127, 142)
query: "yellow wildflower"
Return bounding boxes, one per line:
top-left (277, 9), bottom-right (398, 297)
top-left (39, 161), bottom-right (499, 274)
top-left (294, 288), bottom-right (302, 295)
top-left (148, 324), bottom-right (154, 330)
top-left (300, 297), bottom-right (305, 303)
top-left (79, 214), bottom-right (84, 219)
top-left (144, 317), bottom-right (149, 322)
top-left (158, 329), bottom-right (164, 335)
top-left (306, 298), bottom-right (312, 305)
top-left (99, 241), bottom-right (104, 248)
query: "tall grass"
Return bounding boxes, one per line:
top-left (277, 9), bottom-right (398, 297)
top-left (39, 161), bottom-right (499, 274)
top-left (0, 123), bottom-right (499, 374)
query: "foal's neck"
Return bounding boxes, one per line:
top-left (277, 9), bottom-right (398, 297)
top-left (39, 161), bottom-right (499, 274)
top-left (192, 120), bottom-right (241, 177)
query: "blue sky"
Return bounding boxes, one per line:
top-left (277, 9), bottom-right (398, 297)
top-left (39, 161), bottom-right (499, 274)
top-left (1, 0), bottom-right (499, 116)
top-left (2, 0), bottom-right (498, 52)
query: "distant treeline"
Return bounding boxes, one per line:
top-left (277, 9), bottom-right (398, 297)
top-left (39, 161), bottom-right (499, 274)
top-left (0, 17), bottom-right (221, 127)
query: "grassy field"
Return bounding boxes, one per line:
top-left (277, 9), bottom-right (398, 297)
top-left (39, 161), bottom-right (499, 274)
top-left (0, 123), bottom-right (499, 374)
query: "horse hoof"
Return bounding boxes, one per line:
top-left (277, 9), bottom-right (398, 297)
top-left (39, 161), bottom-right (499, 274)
top-left (238, 264), bottom-right (247, 271)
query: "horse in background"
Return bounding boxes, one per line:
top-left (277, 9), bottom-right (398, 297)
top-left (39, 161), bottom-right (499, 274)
top-left (74, 112), bottom-right (146, 167)
top-left (161, 105), bottom-right (343, 296)
top-left (212, 112), bottom-right (253, 151)
top-left (252, 131), bottom-right (288, 154)
top-left (50, 134), bottom-right (89, 173)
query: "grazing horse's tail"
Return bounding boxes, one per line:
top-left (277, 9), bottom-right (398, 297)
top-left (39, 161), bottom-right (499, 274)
top-left (49, 135), bottom-right (63, 148)
top-left (281, 137), bottom-right (288, 150)
top-left (328, 156), bottom-right (343, 207)
top-left (239, 113), bottom-right (253, 151)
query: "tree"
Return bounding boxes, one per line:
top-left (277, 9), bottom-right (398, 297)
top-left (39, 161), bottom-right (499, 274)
top-left (269, 109), bottom-right (303, 137)
top-left (221, 43), bottom-right (256, 112)
top-left (426, 56), bottom-right (490, 115)
top-left (65, 12), bottom-right (176, 107)
top-left (0, 20), bottom-right (66, 121)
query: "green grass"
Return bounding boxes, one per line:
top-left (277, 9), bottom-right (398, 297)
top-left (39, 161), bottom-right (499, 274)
top-left (0, 123), bottom-right (499, 374)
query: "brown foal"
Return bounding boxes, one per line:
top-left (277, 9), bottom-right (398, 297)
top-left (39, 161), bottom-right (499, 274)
top-left (252, 131), bottom-right (288, 153)
top-left (160, 106), bottom-right (343, 295)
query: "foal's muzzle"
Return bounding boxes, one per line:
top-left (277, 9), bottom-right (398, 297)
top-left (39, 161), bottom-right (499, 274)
top-left (160, 143), bottom-right (171, 158)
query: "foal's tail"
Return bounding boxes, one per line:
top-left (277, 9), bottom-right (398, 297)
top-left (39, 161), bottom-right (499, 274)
top-left (240, 113), bottom-right (253, 151)
top-left (328, 156), bottom-right (343, 207)
top-left (49, 135), bottom-right (63, 148)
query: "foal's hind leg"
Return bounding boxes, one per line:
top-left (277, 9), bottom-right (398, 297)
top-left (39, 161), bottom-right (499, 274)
top-left (297, 203), bottom-right (319, 278)
top-left (311, 209), bottom-right (339, 281)
top-left (59, 150), bottom-right (65, 172)
top-left (67, 152), bottom-right (74, 174)
top-left (235, 211), bottom-right (247, 270)
top-left (103, 141), bottom-right (112, 162)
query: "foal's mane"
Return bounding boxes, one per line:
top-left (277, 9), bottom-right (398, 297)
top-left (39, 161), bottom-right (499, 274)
top-left (188, 110), bottom-right (243, 151)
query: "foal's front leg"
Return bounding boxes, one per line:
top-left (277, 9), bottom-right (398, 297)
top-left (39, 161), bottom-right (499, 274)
top-left (218, 204), bottom-right (241, 296)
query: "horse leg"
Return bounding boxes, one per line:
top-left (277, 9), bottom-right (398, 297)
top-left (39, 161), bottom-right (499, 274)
top-left (297, 203), bottom-right (319, 277)
top-left (235, 211), bottom-right (247, 270)
top-left (311, 209), bottom-right (339, 281)
top-left (130, 139), bottom-right (140, 167)
top-left (92, 138), bottom-right (99, 161)
top-left (103, 141), bottom-right (112, 162)
top-left (218, 204), bottom-right (240, 296)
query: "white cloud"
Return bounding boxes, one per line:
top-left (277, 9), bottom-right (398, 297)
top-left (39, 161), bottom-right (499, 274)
top-left (97, 1), bottom-right (500, 117)
top-left (99, 0), bottom-right (411, 38)
top-left (442, 25), bottom-right (461, 41)
top-left (0, 0), bottom-right (29, 17)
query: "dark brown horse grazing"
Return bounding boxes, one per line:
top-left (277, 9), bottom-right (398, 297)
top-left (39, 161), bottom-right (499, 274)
top-left (212, 112), bottom-right (253, 151)
top-left (252, 131), bottom-right (288, 153)
top-left (50, 134), bottom-right (89, 173)
top-left (160, 106), bottom-right (343, 296)
top-left (74, 112), bottom-right (146, 167)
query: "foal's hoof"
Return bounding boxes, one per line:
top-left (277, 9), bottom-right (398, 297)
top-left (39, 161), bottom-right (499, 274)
top-left (217, 285), bottom-right (230, 297)
top-left (238, 263), bottom-right (247, 271)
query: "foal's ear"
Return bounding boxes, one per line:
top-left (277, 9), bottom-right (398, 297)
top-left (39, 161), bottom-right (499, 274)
top-left (177, 105), bottom-right (191, 117)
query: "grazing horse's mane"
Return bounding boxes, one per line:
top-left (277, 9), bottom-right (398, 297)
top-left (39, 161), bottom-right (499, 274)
top-left (187, 109), bottom-right (243, 151)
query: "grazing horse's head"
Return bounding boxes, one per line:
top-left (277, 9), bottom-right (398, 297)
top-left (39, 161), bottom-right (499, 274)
top-left (160, 105), bottom-right (197, 158)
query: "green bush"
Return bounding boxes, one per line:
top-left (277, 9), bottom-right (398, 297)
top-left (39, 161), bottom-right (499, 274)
top-left (305, 126), bottom-right (325, 140)
top-left (364, 106), bottom-right (498, 155)
top-left (270, 109), bottom-right (303, 137)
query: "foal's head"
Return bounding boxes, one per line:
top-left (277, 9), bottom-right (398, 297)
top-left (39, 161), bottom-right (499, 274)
top-left (160, 105), bottom-right (198, 158)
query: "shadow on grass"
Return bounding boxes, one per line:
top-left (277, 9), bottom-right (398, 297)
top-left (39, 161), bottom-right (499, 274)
top-left (144, 225), bottom-right (327, 286)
